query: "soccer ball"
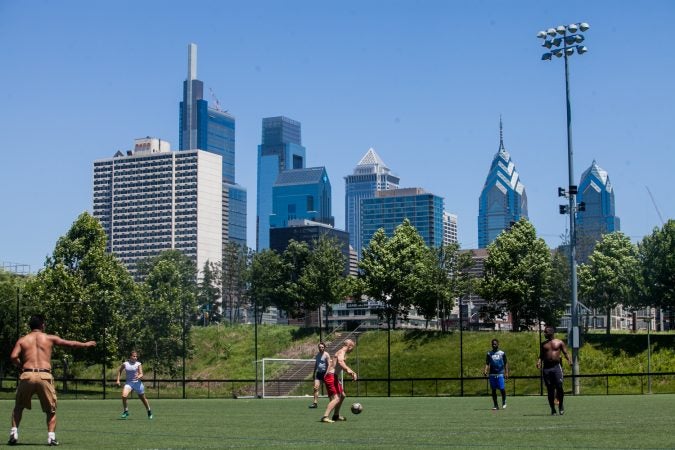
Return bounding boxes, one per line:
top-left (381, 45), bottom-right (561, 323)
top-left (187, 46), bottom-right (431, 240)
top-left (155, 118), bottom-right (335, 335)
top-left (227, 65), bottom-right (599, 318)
top-left (350, 402), bottom-right (363, 414)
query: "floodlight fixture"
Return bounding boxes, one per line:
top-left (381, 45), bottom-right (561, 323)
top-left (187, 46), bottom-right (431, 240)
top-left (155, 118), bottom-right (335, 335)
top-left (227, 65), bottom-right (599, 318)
top-left (576, 46), bottom-right (588, 55)
top-left (565, 36), bottom-right (576, 46)
top-left (541, 52), bottom-right (552, 61)
top-left (553, 37), bottom-right (563, 47)
top-left (567, 23), bottom-right (579, 33)
top-left (565, 47), bottom-right (575, 56)
top-left (543, 40), bottom-right (553, 49)
top-left (575, 35), bottom-right (585, 44)
top-left (579, 23), bottom-right (590, 32)
top-left (552, 49), bottom-right (563, 58)
top-left (547, 28), bottom-right (557, 36)
top-left (537, 31), bottom-right (547, 39)
top-left (556, 26), bottom-right (566, 35)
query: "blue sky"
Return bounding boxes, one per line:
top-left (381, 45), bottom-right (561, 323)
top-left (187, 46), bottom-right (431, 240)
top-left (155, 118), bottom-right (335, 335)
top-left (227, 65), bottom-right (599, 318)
top-left (1, 1), bottom-right (674, 272)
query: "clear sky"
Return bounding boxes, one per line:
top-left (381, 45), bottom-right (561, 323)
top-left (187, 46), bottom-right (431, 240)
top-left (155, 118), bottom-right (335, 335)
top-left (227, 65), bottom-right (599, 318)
top-left (1, 1), bottom-right (674, 272)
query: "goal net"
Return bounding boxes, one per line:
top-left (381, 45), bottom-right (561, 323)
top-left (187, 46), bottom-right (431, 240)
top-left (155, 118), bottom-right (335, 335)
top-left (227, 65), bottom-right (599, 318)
top-left (259, 358), bottom-right (340, 399)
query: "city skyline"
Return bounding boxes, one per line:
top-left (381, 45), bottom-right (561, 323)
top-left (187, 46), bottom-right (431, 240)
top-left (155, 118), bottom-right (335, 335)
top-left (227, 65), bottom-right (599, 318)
top-left (1, 1), bottom-right (674, 271)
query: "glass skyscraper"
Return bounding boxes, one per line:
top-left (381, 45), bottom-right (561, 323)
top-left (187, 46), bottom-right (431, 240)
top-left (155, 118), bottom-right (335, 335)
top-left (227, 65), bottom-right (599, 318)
top-left (361, 188), bottom-right (444, 250)
top-left (344, 148), bottom-right (399, 259)
top-left (270, 167), bottom-right (333, 229)
top-left (477, 122), bottom-right (528, 248)
top-left (256, 116), bottom-right (306, 250)
top-left (576, 160), bottom-right (620, 262)
top-left (178, 43), bottom-right (246, 248)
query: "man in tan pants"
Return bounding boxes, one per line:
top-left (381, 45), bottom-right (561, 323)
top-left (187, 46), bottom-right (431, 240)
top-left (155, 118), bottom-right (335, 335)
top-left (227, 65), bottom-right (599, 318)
top-left (9, 314), bottom-right (96, 446)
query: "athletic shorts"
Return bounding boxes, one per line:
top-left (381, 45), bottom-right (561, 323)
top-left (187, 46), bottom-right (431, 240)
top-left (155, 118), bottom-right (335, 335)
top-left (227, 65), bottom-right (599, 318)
top-left (323, 373), bottom-right (344, 397)
top-left (542, 364), bottom-right (564, 387)
top-left (15, 371), bottom-right (57, 413)
top-left (123, 380), bottom-right (146, 395)
top-left (489, 373), bottom-right (505, 390)
top-left (315, 371), bottom-right (326, 382)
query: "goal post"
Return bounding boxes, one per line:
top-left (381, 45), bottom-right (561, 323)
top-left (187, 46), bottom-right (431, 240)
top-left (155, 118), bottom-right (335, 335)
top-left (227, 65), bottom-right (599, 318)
top-left (259, 358), bottom-right (341, 399)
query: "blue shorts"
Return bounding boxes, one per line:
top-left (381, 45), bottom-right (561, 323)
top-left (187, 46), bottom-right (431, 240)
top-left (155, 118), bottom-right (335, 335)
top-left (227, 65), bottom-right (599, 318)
top-left (489, 374), bottom-right (505, 390)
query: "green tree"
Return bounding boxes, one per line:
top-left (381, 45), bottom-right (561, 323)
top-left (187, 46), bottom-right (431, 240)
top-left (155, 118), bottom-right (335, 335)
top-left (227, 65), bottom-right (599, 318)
top-left (197, 260), bottom-right (220, 326)
top-left (248, 249), bottom-right (285, 324)
top-left (638, 220), bottom-right (675, 327)
top-left (274, 240), bottom-right (310, 318)
top-left (547, 248), bottom-right (571, 327)
top-left (578, 232), bottom-right (640, 334)
top-left (298, 235), bottom-right (349, 330)
top-left (0, 270), bottom-right (36, 378)
top-left (359, 219), bottom-right (432, 329)
top-left (479, 219), bottom-right (553, 331)
top-left (221, 243), bottom-right (251, 324)
top-left (136, 250), bottom-right (197, 377)
top-left (23, 212), bottom-right (138, 367)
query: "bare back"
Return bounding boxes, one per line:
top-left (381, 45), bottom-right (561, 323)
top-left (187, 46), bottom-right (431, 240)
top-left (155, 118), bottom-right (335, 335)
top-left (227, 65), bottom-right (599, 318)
top-left (10, 330), bottom-right (96, 370)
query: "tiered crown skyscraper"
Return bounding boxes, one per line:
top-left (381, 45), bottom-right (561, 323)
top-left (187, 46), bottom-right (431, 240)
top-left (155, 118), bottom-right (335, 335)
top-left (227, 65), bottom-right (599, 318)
top-left (478, 120), bottom-right (528, 248)
top-left (256, 116), bottom-right (306, 250)
top-left (576, 160), bottom-right (620, 262)
top-left (344, 148), bottom-right (399, 258)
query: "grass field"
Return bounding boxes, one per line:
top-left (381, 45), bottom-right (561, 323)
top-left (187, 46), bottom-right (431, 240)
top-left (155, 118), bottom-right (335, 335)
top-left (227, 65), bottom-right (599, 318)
top-left (2, 394), bottom-right (674, 449)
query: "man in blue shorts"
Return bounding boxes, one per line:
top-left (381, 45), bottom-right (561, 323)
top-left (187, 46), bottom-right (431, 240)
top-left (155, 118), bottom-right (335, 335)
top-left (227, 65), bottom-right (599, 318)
top-left (483, 339), bottom-right (508, 410)
top-left (116, 351), bottom-right (153, 419)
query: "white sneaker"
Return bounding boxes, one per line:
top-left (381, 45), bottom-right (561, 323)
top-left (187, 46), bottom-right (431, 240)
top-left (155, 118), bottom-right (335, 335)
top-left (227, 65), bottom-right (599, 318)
top-left (502, 404), bottom-right (507, 409)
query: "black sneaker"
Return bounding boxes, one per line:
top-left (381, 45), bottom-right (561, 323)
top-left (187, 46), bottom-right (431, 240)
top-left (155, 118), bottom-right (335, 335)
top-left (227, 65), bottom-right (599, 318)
top-left (48, 438), bottom-right (59, 446)
top-left (551, 409), bottom-right (557, 416)
top-left (8, 435), bottom-right (17, 446)
top-left (559, 409), bottom-right (565, 416)
top-left (308, 403), bottom-right (318, 409)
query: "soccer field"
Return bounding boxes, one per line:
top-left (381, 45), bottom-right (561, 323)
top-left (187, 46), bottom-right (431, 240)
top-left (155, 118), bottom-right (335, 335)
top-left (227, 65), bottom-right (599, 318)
top-left (2, 395), bottom-right (674, 449)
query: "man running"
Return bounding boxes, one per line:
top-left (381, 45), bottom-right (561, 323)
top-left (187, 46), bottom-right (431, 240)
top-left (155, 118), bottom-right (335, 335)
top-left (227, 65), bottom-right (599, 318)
top-left (8, 314), bottom-right (96, 446)
top-left (483, 338), bottom-right (508, 410)
top-left (321, 339), bottom-right (357, 423)
top-left (537, 326), bottom-right (572, 415)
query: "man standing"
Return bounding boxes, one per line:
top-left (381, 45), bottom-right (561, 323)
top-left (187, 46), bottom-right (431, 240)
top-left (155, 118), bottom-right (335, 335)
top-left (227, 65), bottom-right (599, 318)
top-left (321, 339), bottom-right (357, 423)
top-left (309, 342), bottom-right (330, 409)
top-left (483, 338), bottom-right (508, 410)
top-left (537, 326), bottom-right (572, 415)
top-left (8, 314), bottom-right (96, 446)
top-left (116, 351), bottom-right (153, 419)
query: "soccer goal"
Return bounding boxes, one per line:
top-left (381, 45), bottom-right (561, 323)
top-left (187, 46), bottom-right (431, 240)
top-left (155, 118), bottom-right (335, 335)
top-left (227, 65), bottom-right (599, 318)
top-left (259, 358), bottom-right (340, 399)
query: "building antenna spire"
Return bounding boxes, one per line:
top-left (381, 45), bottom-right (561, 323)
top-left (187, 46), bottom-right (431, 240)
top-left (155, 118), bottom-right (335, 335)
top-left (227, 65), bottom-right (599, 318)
top-left (499, 115), bottom-right (505, 151)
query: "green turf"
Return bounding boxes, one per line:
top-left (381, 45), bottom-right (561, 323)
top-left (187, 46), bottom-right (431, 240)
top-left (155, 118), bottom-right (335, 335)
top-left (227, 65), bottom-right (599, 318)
top-left (3, 395), bottom-right (675, 449)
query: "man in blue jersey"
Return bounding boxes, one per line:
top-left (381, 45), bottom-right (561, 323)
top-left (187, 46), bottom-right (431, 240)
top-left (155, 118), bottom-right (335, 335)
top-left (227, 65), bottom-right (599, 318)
top-left (483, 339), bottom-right (508, 410)
top-left (116, 351), bottom-right (153, 419)
top-left (309, 342), bottom-right (330, 409)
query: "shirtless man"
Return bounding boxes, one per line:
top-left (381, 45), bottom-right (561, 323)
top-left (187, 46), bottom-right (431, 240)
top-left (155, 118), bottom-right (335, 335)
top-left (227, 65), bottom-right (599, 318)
top-left (537, 326), bottom-right (572, 415)
top-left (8, 314), bottom-right (96, 446)
top-left (321, 339), bottom-right (357, 423)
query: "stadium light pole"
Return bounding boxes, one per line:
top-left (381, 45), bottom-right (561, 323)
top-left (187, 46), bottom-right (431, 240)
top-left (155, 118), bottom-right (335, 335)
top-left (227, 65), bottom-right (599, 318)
top-left (645, 316), bottom-right (653, 394)
top-left (538, 22), bottom-right (589, 395)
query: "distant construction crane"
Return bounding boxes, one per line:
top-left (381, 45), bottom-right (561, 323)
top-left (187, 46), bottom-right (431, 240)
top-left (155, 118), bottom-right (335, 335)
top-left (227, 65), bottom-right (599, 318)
top-left (645, 186), bottom-right (665, 225)
top-left (209, 87), bottom-right (222, 112)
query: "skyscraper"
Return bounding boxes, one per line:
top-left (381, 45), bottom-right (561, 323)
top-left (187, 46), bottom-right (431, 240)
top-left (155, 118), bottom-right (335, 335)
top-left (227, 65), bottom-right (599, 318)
top-left (270, 167), bottom-right (334, 229)
top-left (256, 116), bottom-right (306, 250)
top-left (178, 43), bottom-right (246, 247)
top-left (443, 211), bottom-right (458, 246)
top-left (477, 121), bottom-right (528, 248)
top-left (576, 160), bottom-right (620, 262)
top-left (344, 148), bottom-right (399, 258)
top-left (361, 188), bottom-right (445, 249)
top-left (93, 138), bottom-right (222, 278)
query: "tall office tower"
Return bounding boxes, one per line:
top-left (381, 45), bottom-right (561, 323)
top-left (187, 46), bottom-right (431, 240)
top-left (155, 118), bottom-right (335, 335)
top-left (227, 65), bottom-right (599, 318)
top-left (270, 167), bottom-right (334, 229)
top-left (576, 160), bottom-right (620, 262)
top-left (256, 116), bottom-right (306, 250)
top-left (178, 43), bottom-right (246, 248)
top-left (93, 138), bottom-right (222, 278)
top-left (443, 211), bottom-right (458, 246)
top-left (344, 148), bottom-right (400, 259)
top-left (477, 121), bottom-right (528, 248)
top-left (361, 188), bottom-right (444, 250)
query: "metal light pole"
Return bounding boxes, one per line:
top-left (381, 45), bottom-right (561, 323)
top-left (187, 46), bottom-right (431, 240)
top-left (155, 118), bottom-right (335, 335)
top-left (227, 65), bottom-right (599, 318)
top-left (538, 22), bottom-right (589, 395)
top-left (645, 316), bottom-right (653, 394)
top-left (459, 295), bottom-right (464, 396)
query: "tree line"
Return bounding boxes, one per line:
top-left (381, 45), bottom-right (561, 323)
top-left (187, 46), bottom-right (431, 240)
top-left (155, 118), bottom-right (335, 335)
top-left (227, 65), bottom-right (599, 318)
top-left (1, 213), bottom-right (673, 377)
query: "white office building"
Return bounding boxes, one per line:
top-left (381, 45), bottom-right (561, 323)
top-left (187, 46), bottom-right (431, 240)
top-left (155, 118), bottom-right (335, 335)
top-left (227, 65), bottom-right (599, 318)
top-left (93, 137), bottom-right (222, 278)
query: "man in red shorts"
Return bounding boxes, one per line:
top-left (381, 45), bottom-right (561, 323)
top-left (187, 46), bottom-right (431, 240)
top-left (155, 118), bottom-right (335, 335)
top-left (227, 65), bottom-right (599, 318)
top-left (321, 339), bottom-right (357, 423)
top-left (8, 314), bottom-right (96, 446)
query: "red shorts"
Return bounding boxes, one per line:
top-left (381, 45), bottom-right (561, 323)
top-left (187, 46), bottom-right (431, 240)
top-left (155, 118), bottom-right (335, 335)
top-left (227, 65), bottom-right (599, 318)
top-left (323, 373), bottom-right (344, 397)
